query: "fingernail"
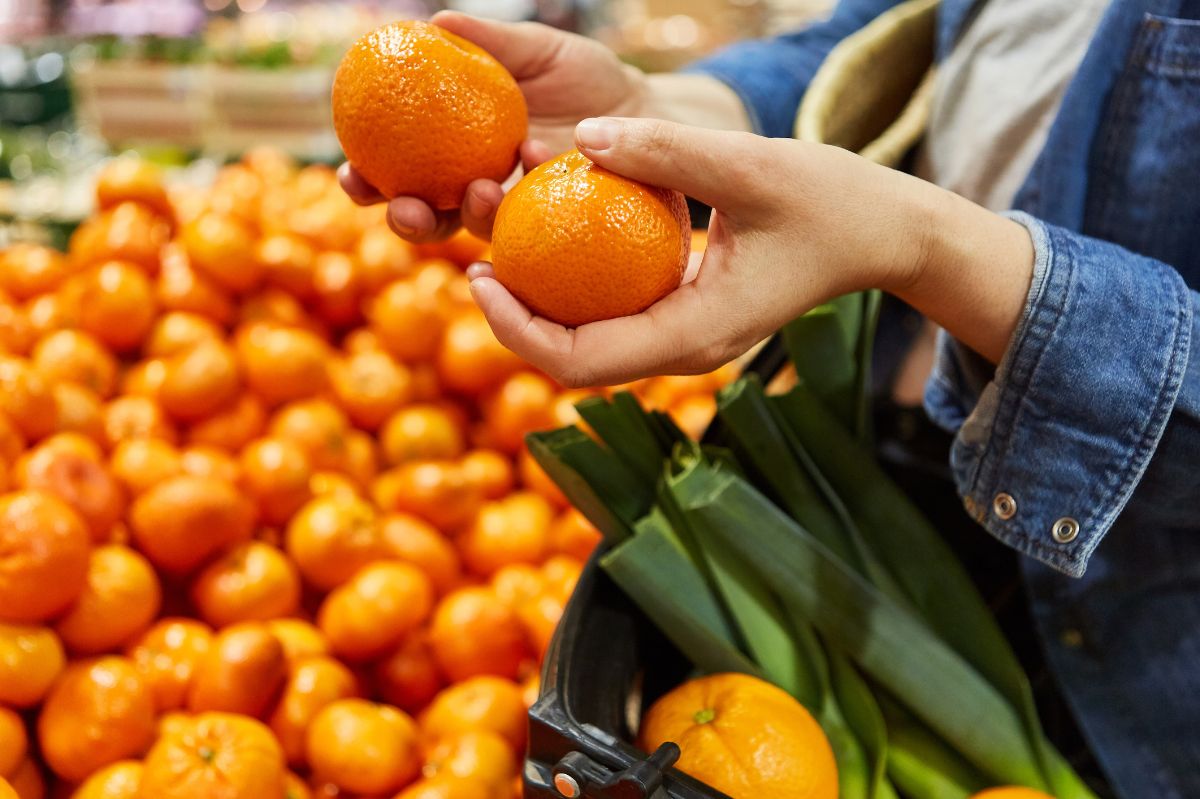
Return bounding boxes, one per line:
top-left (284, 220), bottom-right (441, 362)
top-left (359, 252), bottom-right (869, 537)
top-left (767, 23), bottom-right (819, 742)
top-left (576, 118), bottom-right (620, 151)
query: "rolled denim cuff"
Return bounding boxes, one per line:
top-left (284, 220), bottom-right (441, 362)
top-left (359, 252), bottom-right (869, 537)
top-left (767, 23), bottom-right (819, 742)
top-left (925, 212), bottom-right (1193, 577)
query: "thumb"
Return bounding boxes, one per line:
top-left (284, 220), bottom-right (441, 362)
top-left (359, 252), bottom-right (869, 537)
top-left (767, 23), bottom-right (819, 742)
top-left (574, 117), bottom-right (769, 214)
top-left (431, 11), bottom-right (559, 80)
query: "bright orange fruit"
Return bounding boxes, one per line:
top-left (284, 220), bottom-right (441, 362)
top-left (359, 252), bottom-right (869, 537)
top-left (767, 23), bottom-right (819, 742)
top-left (492, 149), bottom-right (689, 326)
top-left (37, 656), bottom-right (156, 782)
top-left (54, 545), bottom-right (161, 654)
top-left (0, 491), bottom-right (90, 623)
top-left (638, 673), bottom-right (838, 799)
top-left (305, 699), bottom-right (421, 796)
top-left (139, 712), bottom-right (287, 799)
top-left (332, 21), bottom-right (527, 209)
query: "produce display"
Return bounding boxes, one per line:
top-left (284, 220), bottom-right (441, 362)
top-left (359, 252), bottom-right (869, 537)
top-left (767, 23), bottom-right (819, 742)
top-left (530, 295), bottom-right (1095, 799)
top-left (0, 151), bottom-right (733, 799)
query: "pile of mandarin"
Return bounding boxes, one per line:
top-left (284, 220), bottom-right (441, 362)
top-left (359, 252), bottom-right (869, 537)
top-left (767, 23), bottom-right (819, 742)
top-left (0, 150), bottom-right (734, 799)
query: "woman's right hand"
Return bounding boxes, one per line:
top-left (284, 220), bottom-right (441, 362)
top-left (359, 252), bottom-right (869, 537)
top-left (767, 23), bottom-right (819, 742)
top-left (337, 10), bottom-right (648, 244)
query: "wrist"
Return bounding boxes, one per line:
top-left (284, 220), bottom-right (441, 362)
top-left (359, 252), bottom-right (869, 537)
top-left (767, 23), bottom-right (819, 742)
top-left (889, 183), bottom-right (1036, 364)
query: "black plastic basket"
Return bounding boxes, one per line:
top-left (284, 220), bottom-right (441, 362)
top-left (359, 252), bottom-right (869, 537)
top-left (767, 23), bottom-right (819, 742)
top-left (525, 544), bottom-right (728, 799)
top-left (523, 305), bottom-right (1110, 799)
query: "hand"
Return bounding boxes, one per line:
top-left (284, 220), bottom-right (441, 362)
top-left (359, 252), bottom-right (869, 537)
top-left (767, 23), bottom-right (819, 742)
top-left (338, 11), bottom-right (647, 243)
top-left (467, 118), bottom-right (1035, 387)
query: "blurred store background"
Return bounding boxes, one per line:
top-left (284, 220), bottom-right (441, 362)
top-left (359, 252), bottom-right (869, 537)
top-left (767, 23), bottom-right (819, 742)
top-left (0, 0), bottom-right (831, 245)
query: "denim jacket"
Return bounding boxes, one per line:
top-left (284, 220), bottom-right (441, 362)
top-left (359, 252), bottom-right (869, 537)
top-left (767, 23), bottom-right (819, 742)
top-left (689, 1), bottom-right (1200, 796)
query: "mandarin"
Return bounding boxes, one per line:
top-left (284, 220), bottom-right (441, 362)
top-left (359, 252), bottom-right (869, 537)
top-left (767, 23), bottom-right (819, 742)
top-left (428, 587), bottom-right (529, 682)
top-left (125, 618), bottom-right (213, 712)
top-left (373, 630), bottom-right (445, 714)
top-left (37, 657), bottom-right (156, 782)
top-left (267, 399), bottom-right (349, 472)
top-left (969, 790), bottom-right (1057, 799)
top-left (0, 623), bottom-right (66, 707)
top-left (15, 442), bottom-right (125, 541)
top-left (139, 712), bottom-right (287, 799)
top-left (69, 203), bottom-right (168, 274)
top-left (639, 673), bottom-right (838, 799)
top-left (0, 491), bottom-right (90, 623)
top-left (266, 619), bottom-right (329, 662)
top-left (238, 437), bottom-right (313, 525)
top-left (371, 460), bottom-right (482, 532)
top-left (460, 449), bottom-right (515, 501)
top-left (128, 475), bottom-right (255, 575)
top-left (31, 330), bottom-right (117, 398)
top-left (190, 541), bottom-right (301, 628)
top-left (317, 560), bottom-right (434, 662)
top-left (0, 707), bottom-right (26, 778)
top-left (355, 226), bottom-right (416, 292)
top-left (0, 302), bottom-right (32, 356)
top-left (95, 157), bottom-right (172, 220)
top-left (256, 233), bottom-right (317, 301)
top-left (50, 383), bottom-right (105, 441)
top-left (367, 278), bottom-right (445, 361)
top-left (54, 545), bottom-right (161, 654)
top-left (459, 492), bottom-right (552, 576)
top-left (101, 396), bottom-right (176, 448)
top-left (0, 357), bottom-right (56, 441)
top-left (332, 21), bottom-right (526, 209)
top-left (380, 512), bottom-right (462, 596)
top-left (492, 149), bottom-right (689, 326)
top-left (549, 508), bottom-right (602, 561)
top-left (109, 439), bottom-right (182, 496)
top-left (424, 730), bottom-right (517, 792)
top-left (420, 676), bottom-right (527, 751)
top-left (380, 405), bottom-right (465, 466)
top-left (180, 212), bottom-right (262, 295)
top-left (154, 243), bottom-right (235, 325)
top-left (186, 393), bottom-right (265, 452)
top-left (186, 621), bottom-right (287, 717)
top-left (327, 350), bottom-right (413, 431)
top-left (285, 494), bottom-right (386, 591)
top-left (77, 261), bottom-right (156, 352)
top-left (144, 311), bottom-right (222, 358)
top-left (305, 699), bottom-right (421, 796)
top-left (436, 310), bottom-right (524, 397)
top-left (312, 251), bottom-right (362, 327)
top-left (0, 245), bottom-right (73, 301)
top-left (481, 372), bottom-right (556, 454)
top-left (179, 445), bottom-right (241, 483)
top-left (235, 323), bottom-right (329, 408)
top-left (267, 655), bottom-right (359, 768)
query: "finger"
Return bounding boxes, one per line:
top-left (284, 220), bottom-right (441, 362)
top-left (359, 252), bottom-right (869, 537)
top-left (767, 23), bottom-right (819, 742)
top-left (574, 117), bottom-right (769, 214)
top-left (521, 139), bottom-right (554, 172)
top-left (386, 198), bottom-right (461, 243)
top-left (465, 262), bottom-right (494, 281)
top-left (470, 273), bottom-right (728, 387)
top-left (430, 11), bottom-right (558, 80)
top-left (460, 180), bottom-right (505, 241)
top-left (338, 163), bottom-right (384, 206)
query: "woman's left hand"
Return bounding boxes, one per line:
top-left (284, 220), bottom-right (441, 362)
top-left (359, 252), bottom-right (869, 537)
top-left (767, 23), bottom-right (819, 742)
top-left (467, 117), bottom-right (1036, 387)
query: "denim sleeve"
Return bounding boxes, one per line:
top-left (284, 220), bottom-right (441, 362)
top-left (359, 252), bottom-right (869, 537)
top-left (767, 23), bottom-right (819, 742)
top-left (925, 212), bottom-right (1197, 578)
top-left (682, 0), bottom-right (907, 138)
